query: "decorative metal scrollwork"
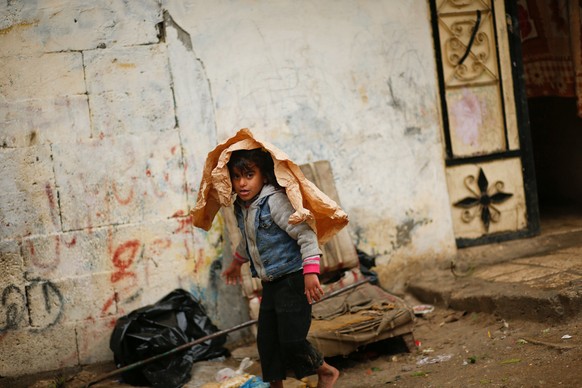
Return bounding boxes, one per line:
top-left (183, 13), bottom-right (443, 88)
top-left (444, 11), bottom-right (491, 82)
top-left (453, 168), bottom-right (513, 231)
top-left (448, 0), bottom-right (476, 7)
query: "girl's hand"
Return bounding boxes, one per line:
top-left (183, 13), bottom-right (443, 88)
top-left (304, 273), bottom-right (324, 304)
top-left (222, 260), bottom-right (243, 285)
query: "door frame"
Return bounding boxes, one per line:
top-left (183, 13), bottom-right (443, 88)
top-left (429, 0), bottom-right (540, 247)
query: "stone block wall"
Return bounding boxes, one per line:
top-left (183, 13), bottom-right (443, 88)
top-left (0, 1), bottom-right (246, 377)
top-left (1, 0), bottom-right (461, 378)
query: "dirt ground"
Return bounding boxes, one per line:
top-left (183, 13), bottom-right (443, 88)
top-left (327, 307), bottom-right (581, 387)
top-left (12, 305), bottom-right (581, 388)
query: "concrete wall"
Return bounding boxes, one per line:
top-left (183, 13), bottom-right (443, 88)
top-left (0, 0), bottom-right (457, 378)
top-left (0, 1), bottom-right (248, 378)
top-left (166, 0), bottom-right (457, 288)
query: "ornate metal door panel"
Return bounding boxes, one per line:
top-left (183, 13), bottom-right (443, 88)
top-left (430, 0), bottom-right (539, 246)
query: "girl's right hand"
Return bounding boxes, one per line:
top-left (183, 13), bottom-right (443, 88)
top-left (222, 260), bottom-right (243, 285)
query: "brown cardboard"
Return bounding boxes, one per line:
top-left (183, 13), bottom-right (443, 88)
top-left (191, 128), bottom-right (348, 244)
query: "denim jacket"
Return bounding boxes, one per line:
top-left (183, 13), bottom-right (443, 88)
top-left (234, 184), bottom-right (321, 281)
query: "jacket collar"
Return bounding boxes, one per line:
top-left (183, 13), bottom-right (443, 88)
top-left (236, 184), bottom-right (280, 208)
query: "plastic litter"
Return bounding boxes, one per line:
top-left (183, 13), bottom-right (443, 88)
top-left (110, 289), bottom-right (229, 388)
top-left (219, 373), bottom-right (253, 388)
top-left (413, 304), bottom-right (435, 315)
top-left (215, 357), bottom-right (253, 382)
top-left (417, 354), bottom-right (453, 365)
top-left (212, 373), bottom-right (269, 388)
top-left (357, 249), bottom-right (379, 285)
top-left (240, 375), bottom-right (270, 388)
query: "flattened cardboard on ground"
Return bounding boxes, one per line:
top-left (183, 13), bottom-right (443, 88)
top-left (308, 282), bottom-right (416, 357)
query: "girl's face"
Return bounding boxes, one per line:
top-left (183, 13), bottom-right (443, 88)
top-left (231, 164), bottom-right (266, 201)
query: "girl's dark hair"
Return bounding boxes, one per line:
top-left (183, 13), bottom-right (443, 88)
top-left (227, 148), bottom-right (280, 188)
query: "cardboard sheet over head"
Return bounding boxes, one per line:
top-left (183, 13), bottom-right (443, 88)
top-left (190, 128), bottom-right (348, 244)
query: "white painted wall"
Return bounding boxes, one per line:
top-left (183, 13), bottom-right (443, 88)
top-left (0, 0), bottom-right (456, 378)
top-left (0, 1), bottom-right (248, 378)
top-left (166, 0), bottom-right (457, 288)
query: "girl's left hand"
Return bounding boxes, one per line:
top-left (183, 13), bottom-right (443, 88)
top-left (222, 259), bottom-right (243, 285)
top-left (304, 273), bottom-right (324, 304)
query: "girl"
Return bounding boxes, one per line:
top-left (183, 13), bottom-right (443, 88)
top-left (222, 148), bottom-right (339, 388)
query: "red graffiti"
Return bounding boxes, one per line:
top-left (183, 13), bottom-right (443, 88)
top-left (174, 214), bottom-right (193, 233)
top-left (44, 183), bottom-right (60, 227)
top-left (111, 240), bottom-right (140, 282)
top-left (45, 182), bottom-right (56, 208)
top-left (112, 181), bottom-right (134, 205)
top-left (183, 239), bottom-right (191, 259)
top-left (149, 238), bottom-right (172, 256)
top-left (150, 179), bottom-right (166, 198)
top-left (63, 236), bottom-right (76, 248)
top-left (172, 210), bottom-right (185, 217)
top-left (27, 237), bottom-right (61, 270)
top-left (54, 235), bottom-right (61, 258)
top-left (26, 235), bottom-right (75, 271)
top-left (194, 248), bottom-right (205, 273)
top-left (101, 293), bottom-right (118, 315)
top-left (27, 239), bottom-right (35, 256)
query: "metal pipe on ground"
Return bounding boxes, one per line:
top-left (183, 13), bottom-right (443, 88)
top-left (84, 277), bottom-right (371, 387)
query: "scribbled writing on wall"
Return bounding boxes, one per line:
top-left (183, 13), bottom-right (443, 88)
top-left (0, 278), bottom-right (64, 332)
top-left (0, 285), bottom-right (25, 332)
top-left (100, 218), bottom-right (196, 319)
top-left (26, 234), bottom-right (77, 272)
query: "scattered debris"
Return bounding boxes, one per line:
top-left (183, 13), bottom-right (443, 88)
top-left (417, 354), bottom-right (453, 365)
top-left (203, 373), bottom-right (269, 388)
top-left (412, 371), bottom-right (429, 377)
top-left (218, 373), bottom-right (254, 388)
top-left (561, 334), bottom-right (572, 340)
top-left (519, 337), bottom-right (575, 350)
top-left (215, 357), bottom-right (253, 383)
top-left (413, 304), bottom-right (435, 316)
top-left (500, 358), bottom-right (522, 365)
top-left (442, 311), bottom-right (466, 324)
top-left (108, 289), bottom-right (229, 388)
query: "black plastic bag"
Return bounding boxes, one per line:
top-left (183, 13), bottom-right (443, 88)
top-left (110, 289), bottom-right (229, 388)
top-left (357, 248), bottom-right (379, 285)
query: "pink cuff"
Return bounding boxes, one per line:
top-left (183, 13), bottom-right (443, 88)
top-left (234, 252), bottom-right (248, 263)
top-left (303, 264), bottom-right (320, 275)
top-left (302, 255), bottom-right (321, 275)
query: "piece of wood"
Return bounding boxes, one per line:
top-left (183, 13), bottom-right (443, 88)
top-left (520, 337), bottom-right (576, 350)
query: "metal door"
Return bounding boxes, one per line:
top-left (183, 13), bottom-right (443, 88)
top-left (430, 0), bottom-right (539, 247)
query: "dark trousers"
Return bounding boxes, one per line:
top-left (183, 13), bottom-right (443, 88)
top-left (258, 271), bottom-right (324, 381)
